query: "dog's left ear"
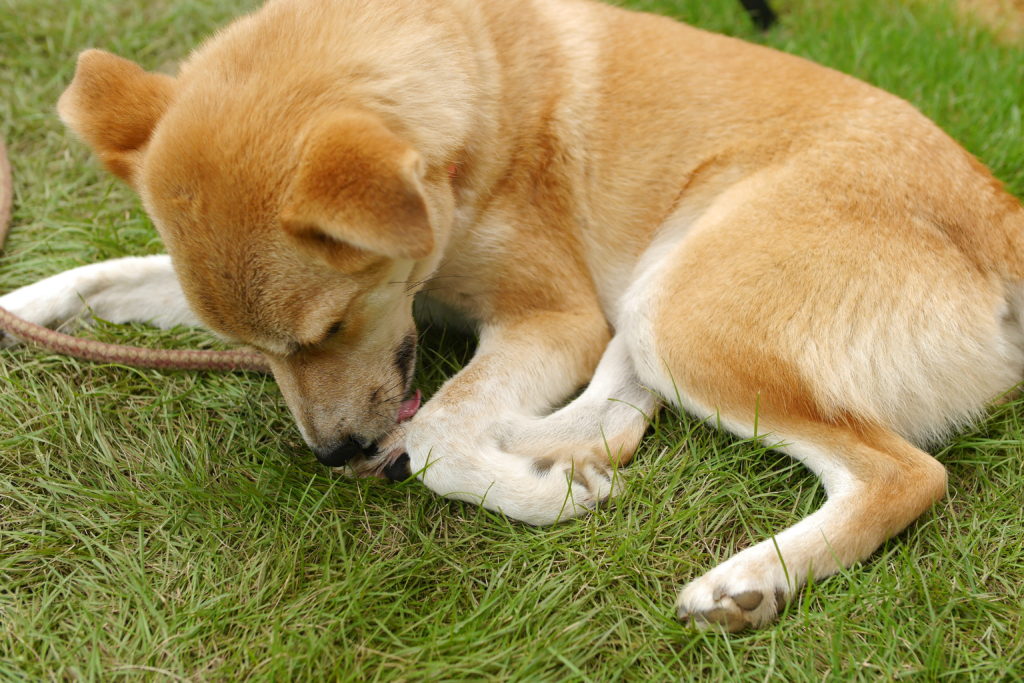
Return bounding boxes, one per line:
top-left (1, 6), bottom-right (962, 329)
top-left (281, 111), bottom-right (434, 261)
top-left (58, 49), bottom-right (175, 185)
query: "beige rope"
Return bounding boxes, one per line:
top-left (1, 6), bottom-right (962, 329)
top-left (0, 135), bottom-right (270, 372)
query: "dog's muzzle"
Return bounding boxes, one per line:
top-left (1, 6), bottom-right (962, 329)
top-left (313, 390), bottom-right (421, 469)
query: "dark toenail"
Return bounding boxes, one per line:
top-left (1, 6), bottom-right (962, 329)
top-left (732, 590), bottom-right (764, 611)
top-left (383, 452), bottom-right (411, 481)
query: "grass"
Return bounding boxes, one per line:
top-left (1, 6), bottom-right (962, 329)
top-left (1, 0), bottom-right (1023, 679)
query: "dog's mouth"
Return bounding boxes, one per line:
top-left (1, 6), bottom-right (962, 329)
top-left (374, 388), bottom-right (420, 481)
top-left (371, 389), bottom-right (420, 482)
top-left (314, 389), bottom-right (421, 468)
top-left (334, 388), bottom-right (419, 479)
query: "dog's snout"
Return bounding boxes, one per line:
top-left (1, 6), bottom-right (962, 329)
top-left (314, 437), bottom-right (366, 467)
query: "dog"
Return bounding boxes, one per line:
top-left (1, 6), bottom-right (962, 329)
top-left (2, 0), bottom-right (1023, 632)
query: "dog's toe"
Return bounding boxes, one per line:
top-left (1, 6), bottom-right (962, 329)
top-left (577, 460), bottom-right (623, 507)
top-left (544, 458), bottom-right (622, 517)
top-left (675, 552), bottom-right (790, 632)
top-left (678, 604), bottom-right (749, 633)
top-left (730, 589), bottom-right (765, 611)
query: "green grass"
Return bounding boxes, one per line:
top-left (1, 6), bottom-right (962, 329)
top-left (2, 0), bottom-right (1023, 679)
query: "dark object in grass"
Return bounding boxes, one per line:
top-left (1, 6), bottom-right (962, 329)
top-left (740, 0), bottom-right (777, 30)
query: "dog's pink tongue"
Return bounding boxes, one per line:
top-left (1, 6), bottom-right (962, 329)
top-left (397, 389), bottom-right (422, 422)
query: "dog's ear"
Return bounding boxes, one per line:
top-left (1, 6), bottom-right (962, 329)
top-left (280, 111), bottom-right (434, 261)
top-left (58, 49), bottom-right (175, 185)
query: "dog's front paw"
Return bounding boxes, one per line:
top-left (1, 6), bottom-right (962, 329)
top-left (675, 547), bottom-right (790, 632)
top-left (531, 454), bottom-right (623, 509)
top-left (397, 412), bottom-right (620, 524)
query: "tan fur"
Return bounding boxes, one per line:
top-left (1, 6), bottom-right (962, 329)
top-left (57, 50), bottom-right (175, 183)
top-left (282, 110), bottom-right (434, 260)
top-left (52, 0), bottom-right (1024, 631)
top-left (956, 0), bottom-right (1024, 42)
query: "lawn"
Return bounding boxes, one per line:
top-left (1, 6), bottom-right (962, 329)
top-left (1, 0), bottom-right (1023, 679)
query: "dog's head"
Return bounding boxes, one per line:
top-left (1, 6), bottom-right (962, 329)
top-left (58, 49), bottom-right (454, 465)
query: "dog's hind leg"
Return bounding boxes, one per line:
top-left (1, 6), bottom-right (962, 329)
top-left (627, 261), bottom-right (949, 631)
top-left (0, 255), bottom-right (199, 345)
top-left (670, 413), bottom-right (947, 631)
top-left (622, 176), bottom-right (1021, 629)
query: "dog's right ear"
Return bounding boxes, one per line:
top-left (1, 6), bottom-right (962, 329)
top-left (58, 49), bottom-right (175, 185)
top-left (280, 111), bottom-right (434, 262)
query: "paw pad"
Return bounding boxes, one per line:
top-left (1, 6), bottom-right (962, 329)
top-left (677, 604), bottom-right (748, 633)
top-left (677, 588), bottom-right (784, 632)
top-left (730, 590), bottom-right (764, 611)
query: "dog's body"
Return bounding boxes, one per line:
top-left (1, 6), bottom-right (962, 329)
top-left (3, 0), bottom-right (1023, 631)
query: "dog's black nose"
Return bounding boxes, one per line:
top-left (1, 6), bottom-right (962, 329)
top-left (314, 438), bottom-right (365, 467)
top-left (383, 453), bottom-right (411, 481)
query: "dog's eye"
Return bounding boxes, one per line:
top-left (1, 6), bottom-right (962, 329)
top-left (326, 321), bottom-right (344, 338)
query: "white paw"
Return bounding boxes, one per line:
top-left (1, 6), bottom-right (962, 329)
top-left (378, 407), bottom-right (623, 525)
top-left (675, 545), bottom-right (791, 632)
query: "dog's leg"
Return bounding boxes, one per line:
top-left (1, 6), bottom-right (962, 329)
top-left (494, 333), bottom-right (658, 475)
top-left (0, 255), bottom-right (199, 345)
top-left (624, 254), bottom-right (949, 631)
top-left (619, 183), bottom-right (1008, 630)
top-left (375, 309), bottom-right (621, 525)
top-left (671, 415), bottom-right (946, 632)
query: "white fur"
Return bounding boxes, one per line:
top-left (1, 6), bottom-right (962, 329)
top-left (383, 320), bottom-right (627, 524)
top-left (497, 334), bottom-right (657, 454)
top-left (0, 255), bottom-right (199, 345)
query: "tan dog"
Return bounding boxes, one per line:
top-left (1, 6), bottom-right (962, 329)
top-left (3, 0), bottom-right (1023, 631)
